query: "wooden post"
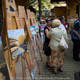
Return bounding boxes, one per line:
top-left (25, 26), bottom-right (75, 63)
top-left (79, 4), bottom-right (80, 17)
top-left (2, 0), bottom-right (15, 80)
top-left (38, 0), bottom-right (42, 20)
top-left (1, 1), bottom-right (43, 80)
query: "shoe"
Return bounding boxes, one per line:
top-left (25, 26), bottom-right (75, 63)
top-left (54, 71), bottom-right (57, 74)
top-left (46, 62), bottom-right (50, 67)
top-left (54, 68), bottom-right (58, 74)
top-left (58, 68), bottom-right (63, 72)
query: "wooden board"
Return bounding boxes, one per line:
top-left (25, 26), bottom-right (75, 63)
top-left (18, 6), bottom-right (31, 40)
top-left (2, 1), bottom-right (43, 80)
top-left (18, 6), bottom-right (43, 75)
top-left (2, 0), bottom-right (28, 80)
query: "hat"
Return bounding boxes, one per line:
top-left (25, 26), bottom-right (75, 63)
top-left (46, 19), bottom-right (52, 23)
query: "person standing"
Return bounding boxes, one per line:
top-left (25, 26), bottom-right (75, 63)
top-left (71, 18), bottom-right (80, 61)
top-left (39, 20), bottom-right (46, 43)
top-left (48, 19), bottom-right (68, 73)
top-left (43, 19), bottom-right (52, 66)
top-left (59, 16), bottom-right (68, 31)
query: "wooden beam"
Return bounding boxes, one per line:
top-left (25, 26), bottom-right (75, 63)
top-left (15, 0), bottom-right (37, 8)
top-left (38, 0), bottom-right (42, 20)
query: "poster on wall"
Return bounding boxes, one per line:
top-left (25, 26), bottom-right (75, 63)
top-left (7, 29), bottom-right (27, 59)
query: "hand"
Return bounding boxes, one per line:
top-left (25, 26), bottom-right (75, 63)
top-left (58, 45), bottom-right (65, 51)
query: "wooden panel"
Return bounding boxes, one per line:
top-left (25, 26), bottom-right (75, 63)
top-left (67, 1), bottom-right (78, 28)
top-left (18, 6), bottom-right (26, 18)
top-left (18, 6), bottom-right (32, 40)
top-left (54, 7), bottom-right (67, 18)
top-left (2, 0), bottom-right (43, 80)
top-left (2, 0), bottom-right (28, 80)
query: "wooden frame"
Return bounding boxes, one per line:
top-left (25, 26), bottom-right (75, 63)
top-left (2, 0), bottom-right (44, 80)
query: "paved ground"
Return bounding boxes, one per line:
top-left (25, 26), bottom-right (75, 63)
top-left (34, 35), bottom-right (80, 80)
top-left (0, 35), bottom-right (80, 80)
